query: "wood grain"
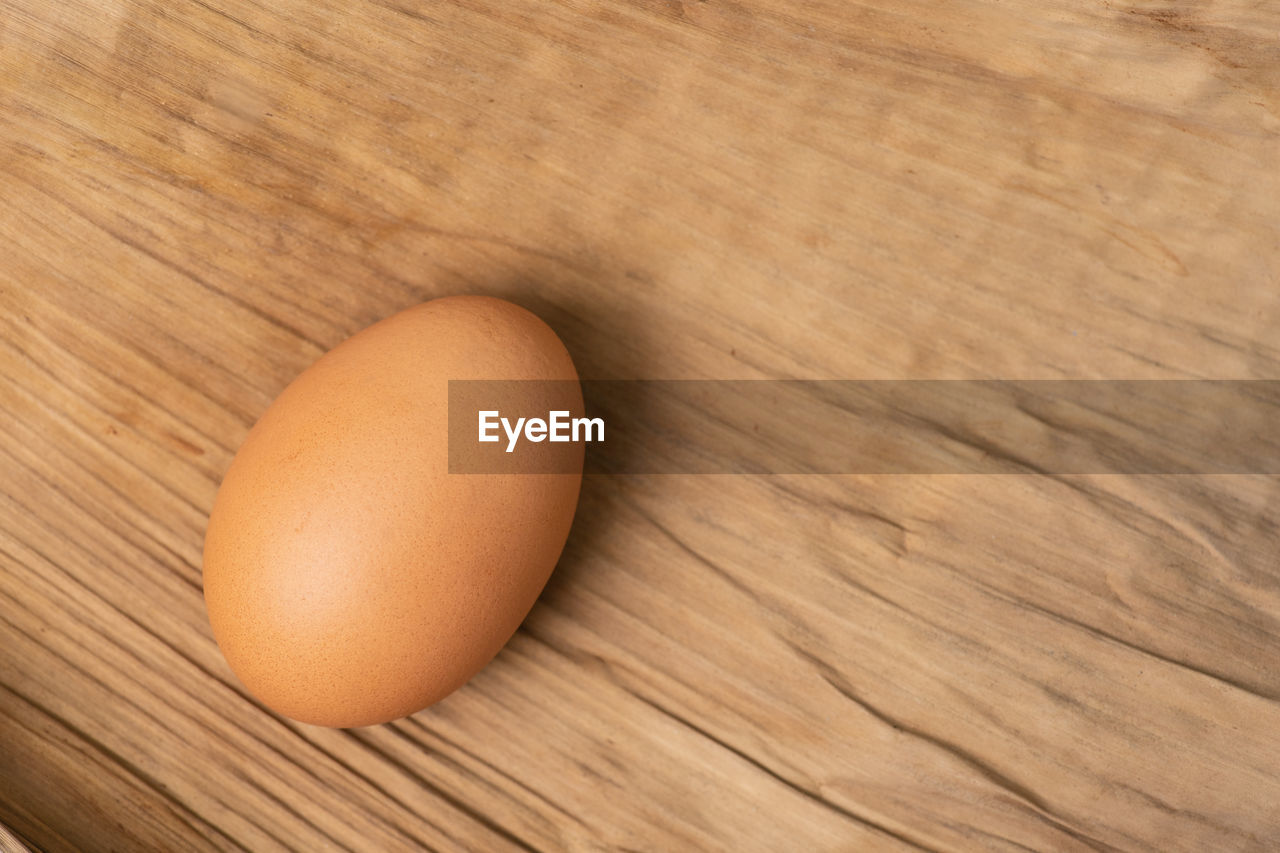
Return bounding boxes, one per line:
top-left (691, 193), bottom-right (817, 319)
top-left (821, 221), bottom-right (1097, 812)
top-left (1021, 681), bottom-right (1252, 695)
top-left (2, 0), bottom-right (1278, 850)
top-left (0, 823), bottom-right (31, 853)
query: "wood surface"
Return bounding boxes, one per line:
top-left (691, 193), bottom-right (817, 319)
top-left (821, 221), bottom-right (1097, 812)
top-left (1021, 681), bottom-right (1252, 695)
top-left (0, 823), bottom-right (32, 853)
top-left (2, 0), bottom-right (1278, 850)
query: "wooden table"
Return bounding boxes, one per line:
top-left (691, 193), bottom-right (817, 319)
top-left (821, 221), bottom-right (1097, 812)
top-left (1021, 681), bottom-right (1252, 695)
top-left (2, 0), bottom-right (1278, 850)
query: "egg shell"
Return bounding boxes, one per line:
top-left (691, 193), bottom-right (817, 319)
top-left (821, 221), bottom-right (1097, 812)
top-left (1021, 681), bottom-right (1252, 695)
top-left (202, 296), bottom-right (583, 727)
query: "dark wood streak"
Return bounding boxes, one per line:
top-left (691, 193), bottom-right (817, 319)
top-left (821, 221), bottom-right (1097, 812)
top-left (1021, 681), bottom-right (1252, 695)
top-left (0, 237), bottom-right (265, 431)
top-left (370, 1), bottom-right (443, 26)
top-left (508, 625), bottom-right (931, 850)
top-left (620, 687), bottom-right (939, 852)
top-left (1110, 780), bottom-right (1252, 839)
top-left (219, 763), bottom-right (347, 853)
top-left (622, 496), bottom-right (985, 680)
top-left (0, 429), bottom-right (205, 593)
top-left (0, 810), bottom-right (60, 853)
top-left (0, 518), bottom-right (440, 851)
top-left (1105, 299), bottom-right (1278, 363)
top-left (366, 222), bottom-right (590, 276)
top-left (990, 588), bottom-right (1279, 705)
top-left (4, 171), bottom-right (328, 356)
top-left (0, 568), bottom-right (302, 851)
top-left (782, 641), bottom-right (1125, 853)
top-left (84, 141), bottom-right (367, 337)
top-left (624, 499), bottom-right (763, 603)
top-left (19, 92), bottom-right (447, 316)
top-left (1, 512), bottom-right (372, 852)
top-left (765, 477), bottom-right (909, 549)
top-left (273, 727), bottom-right (457, 853)
top-left (345, 727), bottom-right (541, 853)
top-left (0, 308), bottom-right (237, 459)
top-left (183, 0), bottom-right (390, 87)
top-left (403, 717), bottom-right (591, 830)
top-left (0, 681), bottom-right (247, 853)
top-left (0, 641), bottom-right (259, 853)
top-left (0, 242), bottom-right (264, 429)
top-left (0, 362), bottom-right (212, 524)
top-left (523, 623), bottom-right (1096, 852)
top-left (391, 723), bottom-right (560, 831)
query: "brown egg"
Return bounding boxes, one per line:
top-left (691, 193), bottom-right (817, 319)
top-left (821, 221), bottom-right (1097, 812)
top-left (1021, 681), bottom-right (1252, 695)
top-left (202, 296), bottom-right (583, 727)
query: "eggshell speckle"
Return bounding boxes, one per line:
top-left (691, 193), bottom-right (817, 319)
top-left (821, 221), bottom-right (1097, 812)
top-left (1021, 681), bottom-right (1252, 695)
top-left (202, 296), bottom-right (583, 727)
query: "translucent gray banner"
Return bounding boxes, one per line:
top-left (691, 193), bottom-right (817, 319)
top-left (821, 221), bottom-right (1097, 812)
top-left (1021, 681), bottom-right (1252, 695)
top-left (447, 380), bottom-right (1280, 474)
